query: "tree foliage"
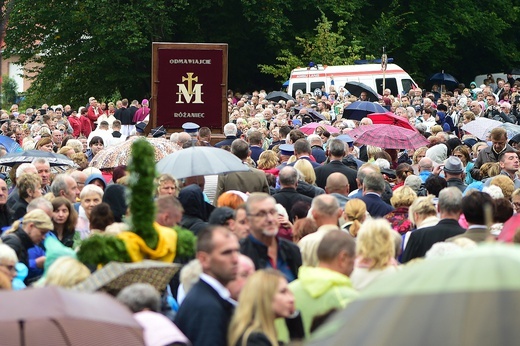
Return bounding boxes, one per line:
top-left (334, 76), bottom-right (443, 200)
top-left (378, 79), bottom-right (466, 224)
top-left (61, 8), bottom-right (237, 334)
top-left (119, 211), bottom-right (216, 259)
top-left (3, 0), bottom-right (520, 100)
top-left (4, 0), bottom-right (186, 106)
top-left (258, 13), bottom-right (367, 82)
top-left (1, 75), bottom-right (17, 107)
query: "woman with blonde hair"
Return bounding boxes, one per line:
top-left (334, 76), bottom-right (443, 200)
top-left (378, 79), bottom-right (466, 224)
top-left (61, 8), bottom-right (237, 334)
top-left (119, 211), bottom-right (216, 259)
top-left (411, 146), bottom-right (428, 174)
top-left (294, 159), bottom-right (316, 185)
top-left (342, 199), bottom-right (367, 237)
top-left (350, 219), bottom-right (399, 290)
top-left (44, 257), bottom-right (90, 288)
top-left (228, 269), bottom-right (294, 346)
top-left (257, 150), bottom-right (280, 176)
top-left (57, 145), bottom-right (75, 158)
top-left (155, 174), bottom-right (179, 197)
top-left (385, 186), bottom-right (417, 235)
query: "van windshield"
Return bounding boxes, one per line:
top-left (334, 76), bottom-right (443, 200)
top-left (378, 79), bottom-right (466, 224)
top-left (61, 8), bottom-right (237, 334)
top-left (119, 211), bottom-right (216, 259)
top-left (402, 79), bottom-right (415, 95)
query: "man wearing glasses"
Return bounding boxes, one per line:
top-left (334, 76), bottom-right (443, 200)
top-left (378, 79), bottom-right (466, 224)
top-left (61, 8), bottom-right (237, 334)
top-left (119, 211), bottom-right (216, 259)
top-left (240, 193), bottom-right (301, 282)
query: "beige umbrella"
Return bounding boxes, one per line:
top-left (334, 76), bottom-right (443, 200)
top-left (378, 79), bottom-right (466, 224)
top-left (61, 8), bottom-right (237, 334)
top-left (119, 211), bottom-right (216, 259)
top-left (90, 137), bottom-right (180, 169)
top-left (0, 286), bottom-right (144, 345)
top-left (74, 260), bottom-right (181, 296)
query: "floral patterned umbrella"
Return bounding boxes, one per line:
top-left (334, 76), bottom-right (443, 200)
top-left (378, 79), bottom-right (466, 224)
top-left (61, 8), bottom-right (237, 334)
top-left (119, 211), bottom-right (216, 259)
top-left (90, 137), bottom-right (180, 169)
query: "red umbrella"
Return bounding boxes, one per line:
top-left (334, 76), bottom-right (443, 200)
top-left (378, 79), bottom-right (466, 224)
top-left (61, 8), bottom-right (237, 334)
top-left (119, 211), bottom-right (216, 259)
top-left (299, 122), bottom-right (340, 135)
top-left (368, 112), bottom-right (416, 131)
top-left (347, 124), bottom-right (429, 149)
top-left (498, 213), bottom-right (520, 243)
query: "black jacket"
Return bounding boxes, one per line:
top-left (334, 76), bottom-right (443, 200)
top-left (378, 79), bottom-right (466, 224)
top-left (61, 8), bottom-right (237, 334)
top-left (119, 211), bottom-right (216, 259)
top-left (401, 219), bottom-right (465, 263)
top-left (314, 160), bottom-right (358, 191)
top-left (1, 228), bottom-right (34, 269)
top-left (175, 279), bottom-right (234, 346)
top-left (240, 235), bottom-right (302, 281)
top-left (273, 188), bottom-right (312, 222)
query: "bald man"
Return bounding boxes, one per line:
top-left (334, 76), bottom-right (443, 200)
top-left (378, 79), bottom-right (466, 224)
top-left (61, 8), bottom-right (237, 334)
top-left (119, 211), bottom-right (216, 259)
top-left (325, 172), bottom-right (350, 209)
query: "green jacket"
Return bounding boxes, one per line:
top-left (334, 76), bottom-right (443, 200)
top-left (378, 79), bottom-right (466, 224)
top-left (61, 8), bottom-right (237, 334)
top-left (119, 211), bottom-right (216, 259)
top-left (277, 266), bottom-right (359, 342)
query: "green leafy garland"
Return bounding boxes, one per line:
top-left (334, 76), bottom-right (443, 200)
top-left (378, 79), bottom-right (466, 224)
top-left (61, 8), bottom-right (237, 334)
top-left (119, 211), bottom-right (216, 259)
top-left (127, 139), bottom-right (158, 249)
top-left (77, 139), bottom-right (158, 266)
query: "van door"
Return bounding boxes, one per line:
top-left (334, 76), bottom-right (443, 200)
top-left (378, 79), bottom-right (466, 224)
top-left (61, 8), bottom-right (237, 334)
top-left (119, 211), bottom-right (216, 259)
top-left (376, 78), bottom-right (398, 96)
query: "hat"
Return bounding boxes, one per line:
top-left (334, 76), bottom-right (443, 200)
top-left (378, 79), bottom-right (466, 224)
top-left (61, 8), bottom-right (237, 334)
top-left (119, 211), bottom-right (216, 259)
top-left (414, 105), bottom-right (422, 112)
top-left (208, 207), bottom-right (235, 226)
top-left (151, 125), bottom-right (167, 138)
top-left (85, 173), bottom-right (107, 189)
top-left (23, 209), bottom-right (54, 230)
top-left (26, 108), bottom-right (34, 115)
top-left (463, 138), bottom-right (478, 148)
top-left (443, 156), bottom-right (464, 174)
top-left (182, 122), bottom-right (200, 133)
top-left (279, 144), bottom-right (294, 156)
top-left (142, 99), bottom-right (149, 106)
top-left (510, 133), bottom-right (520, 144)
top-left (135, 122), bottom-right (147, 133)
top-left (404, 175), bottom-right (422, 193)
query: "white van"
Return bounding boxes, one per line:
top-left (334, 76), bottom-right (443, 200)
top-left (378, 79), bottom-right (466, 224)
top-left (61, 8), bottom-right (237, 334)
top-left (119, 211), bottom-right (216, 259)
top-left (287, 63), bottom-right (417, 98)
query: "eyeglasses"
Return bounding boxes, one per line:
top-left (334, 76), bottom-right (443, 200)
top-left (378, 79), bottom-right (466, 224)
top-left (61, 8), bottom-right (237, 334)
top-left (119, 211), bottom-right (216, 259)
top-left (248, 209), bottom-right (278, 218)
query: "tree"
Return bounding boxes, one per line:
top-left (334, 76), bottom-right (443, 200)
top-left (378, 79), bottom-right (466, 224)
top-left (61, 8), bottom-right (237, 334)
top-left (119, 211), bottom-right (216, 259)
top-left (0, 0), bottom-right (16, 97)
top-left (4, 0), bottom-right (186, 106)
top-left (1, 75), bottom-right (17, 107)
top-left (258, 13), bottom-right (367, 83)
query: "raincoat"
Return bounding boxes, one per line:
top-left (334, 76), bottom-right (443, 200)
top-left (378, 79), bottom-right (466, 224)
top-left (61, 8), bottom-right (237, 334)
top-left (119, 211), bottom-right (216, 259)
top-left (277, 266), bottom-right (359, 341)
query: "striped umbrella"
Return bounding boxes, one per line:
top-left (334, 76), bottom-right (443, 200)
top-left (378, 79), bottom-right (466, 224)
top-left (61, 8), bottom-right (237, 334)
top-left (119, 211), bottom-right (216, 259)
top-left (346, 124), bottom-right (429, 149)
top-left (90, 137), bottom-right (180, 169)
top-left (308, 244), bottom-right (520, 346)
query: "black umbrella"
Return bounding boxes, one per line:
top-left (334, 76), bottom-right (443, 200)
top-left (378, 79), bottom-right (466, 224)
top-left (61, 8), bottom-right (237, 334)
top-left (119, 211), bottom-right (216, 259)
top-left (429, 71), bottom-right (458, 87)
top-left (342, 101), bottom-right (387, 121)
top-left (265, 91), bottom-right (295, 102)
top-left (344, 81), bottom-right (380, 102)
top-left (0, 150), bottom-right (75, 167)
top-left (294, 106), bottom-right (325, 122)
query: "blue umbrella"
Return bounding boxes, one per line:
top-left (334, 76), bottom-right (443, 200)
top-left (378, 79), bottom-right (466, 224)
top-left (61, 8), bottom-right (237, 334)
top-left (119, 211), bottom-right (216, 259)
top-left (342, 101), bottom-right (387, 121)
top-left (0, 135), bottom-right (22, 153)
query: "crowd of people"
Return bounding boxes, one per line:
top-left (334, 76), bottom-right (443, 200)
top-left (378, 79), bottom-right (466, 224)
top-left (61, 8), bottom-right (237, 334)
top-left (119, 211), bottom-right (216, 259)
top-left (0, 74), bottom-right (520, 345)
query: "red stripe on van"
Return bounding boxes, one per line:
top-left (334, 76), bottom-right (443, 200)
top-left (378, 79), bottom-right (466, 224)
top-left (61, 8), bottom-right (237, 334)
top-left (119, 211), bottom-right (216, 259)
top-left (290, 69), bottom-right (405, 79)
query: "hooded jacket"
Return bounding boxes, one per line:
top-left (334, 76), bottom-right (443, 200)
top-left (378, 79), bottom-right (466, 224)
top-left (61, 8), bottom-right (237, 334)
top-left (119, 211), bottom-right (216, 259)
top-left (284, 266), bottom-right (359, 339)
top-left (178, 184), bottom-right (214, 235)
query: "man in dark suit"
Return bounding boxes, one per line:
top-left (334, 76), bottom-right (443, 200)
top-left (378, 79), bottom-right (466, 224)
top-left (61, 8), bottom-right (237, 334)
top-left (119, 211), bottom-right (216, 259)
top-left (214, 139), bottom-right (269, 204)
top-left (273, 166), bottom-right (312, 222)
top-left (288, 138), bottom-right (321, 168)
top-left (359, 172), bottom-right (394, 218)
top-left (175, 226), bottom-right (239, 346)
top-left (248, 130), bottom-right (264, 165)
top-left (447, 191), bottom-right (494, 243)
top-left (215, 123), bottom-right (238, 148)
top-left (309, 134), bottom-right (326, 164)
top-left (401, 187), bottom-right (465, 262)
top-left (314, 138), bottom-right (357, 190)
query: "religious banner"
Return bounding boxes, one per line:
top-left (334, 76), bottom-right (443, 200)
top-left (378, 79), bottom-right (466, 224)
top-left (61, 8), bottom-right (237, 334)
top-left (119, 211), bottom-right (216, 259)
top-left (151, 43), bottom-right (228, 132)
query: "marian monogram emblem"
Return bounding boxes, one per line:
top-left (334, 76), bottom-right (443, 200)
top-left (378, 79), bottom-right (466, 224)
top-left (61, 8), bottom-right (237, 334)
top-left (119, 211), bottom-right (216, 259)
top-left (176, 73), bottom-right (204, 104)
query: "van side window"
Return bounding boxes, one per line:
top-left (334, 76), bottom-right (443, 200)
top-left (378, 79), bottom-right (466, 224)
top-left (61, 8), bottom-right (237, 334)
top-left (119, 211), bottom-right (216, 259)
top-left (402, 79), bottom-right (414, 95)
top-left (292, 82), bottom-right (307, 97)
top-left (310, 82), bottom-right (325, 96)
top-left (376, 78), bottom-right (397, 96)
